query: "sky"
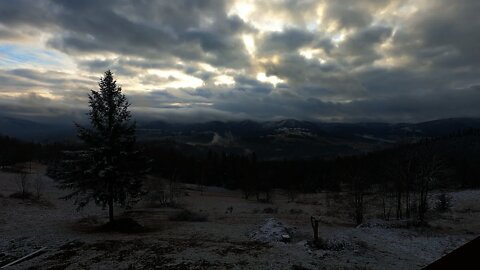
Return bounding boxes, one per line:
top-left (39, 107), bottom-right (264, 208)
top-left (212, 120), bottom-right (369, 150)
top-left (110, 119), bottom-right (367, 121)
top-left (0, 0), bottom-right (479, 124)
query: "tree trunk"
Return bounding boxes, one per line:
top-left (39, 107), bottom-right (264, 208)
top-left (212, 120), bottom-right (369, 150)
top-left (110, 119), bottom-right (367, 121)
top-left (311, 216), bottom-right (319, 242)
top-left (405, 189), bottom-right (410, 219)
top-left (108, 196), bottom-right (114, 222)
top-left (396, 190), bottom-right (402, 220)
top-left (419, 179), bottom-right (429, 222)
top-left (108, 179), bottom-right (114, 222)
top-left (355, 192), bottom-right (364, 225)
top-left (382, 195), bottom-right (387, 220)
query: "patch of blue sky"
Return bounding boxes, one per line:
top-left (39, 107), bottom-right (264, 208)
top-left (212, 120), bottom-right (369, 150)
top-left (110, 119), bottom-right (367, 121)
top-left (0, 43), bottom-right (72, 69)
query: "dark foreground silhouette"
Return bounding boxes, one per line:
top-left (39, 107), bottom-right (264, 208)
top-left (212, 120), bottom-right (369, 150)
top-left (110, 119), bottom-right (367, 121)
top-left (423, 236), bottom-right (480, 269)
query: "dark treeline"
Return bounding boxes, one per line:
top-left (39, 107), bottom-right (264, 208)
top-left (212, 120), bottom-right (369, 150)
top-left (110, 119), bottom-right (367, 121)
top-left (0, 135), bottom-right (80, 170)
top-left (143, 129), bottom-right (480, 190)
top-left (3, 129), bottom-right (480, 191)
top-left (0, 136), bottom-right (40, 167)
top-left (137, 129), bottom-right (480, 223)
top-left (3, 128), bottom-right (480, 223)
top-left (141, 129), bottom-right (480, 224)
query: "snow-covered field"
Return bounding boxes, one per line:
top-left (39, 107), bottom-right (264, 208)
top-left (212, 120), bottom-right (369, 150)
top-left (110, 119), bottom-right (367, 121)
top-left (1, 166), bottom-right (479, 269)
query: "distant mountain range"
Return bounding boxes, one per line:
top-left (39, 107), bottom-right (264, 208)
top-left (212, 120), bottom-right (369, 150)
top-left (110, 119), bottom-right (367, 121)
top-left (139, 117), bottom-right (480, 140)
top-left (138, 117), bottom-right (480, 159)
top-left (0, 117), bottom-right (73, 141)
top-left (2, 116), bottom-right (480, 158)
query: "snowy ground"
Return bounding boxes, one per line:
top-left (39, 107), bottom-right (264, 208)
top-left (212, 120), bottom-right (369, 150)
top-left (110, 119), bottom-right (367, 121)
top-left (0, 165), bottom-right (479, 269)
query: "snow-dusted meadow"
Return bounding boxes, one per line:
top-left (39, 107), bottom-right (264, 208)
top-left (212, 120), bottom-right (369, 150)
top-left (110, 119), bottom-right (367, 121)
top-left (1, 165), bottom-right (479, 269)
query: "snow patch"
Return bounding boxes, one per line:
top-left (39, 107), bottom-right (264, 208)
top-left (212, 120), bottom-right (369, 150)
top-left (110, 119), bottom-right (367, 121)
top-left (249, 218), bottom-right (292, 243)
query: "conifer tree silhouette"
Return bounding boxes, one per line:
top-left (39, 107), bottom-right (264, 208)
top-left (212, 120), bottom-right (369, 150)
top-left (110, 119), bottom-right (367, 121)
top-left (58, 70), bottom-right (146, 222)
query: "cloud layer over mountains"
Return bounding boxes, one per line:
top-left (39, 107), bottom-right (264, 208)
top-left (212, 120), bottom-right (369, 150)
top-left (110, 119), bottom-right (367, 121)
top-left (0, 0), bottom-right (479, 123)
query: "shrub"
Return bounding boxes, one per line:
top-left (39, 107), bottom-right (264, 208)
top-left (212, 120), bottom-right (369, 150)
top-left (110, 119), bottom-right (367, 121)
top-left (289, 208), bottom-right (303, 214)
top-left (262, 207), bottom-right (278, 214)
top-left (15, 169), bottom-right (30, 198)
top-left (33, 174), bottom-right (44, 200)
top-left (169, 209), bottom-right (208, 222)
top-left (308, 237), bottom-right (349, 251)
top-left (9, 191), bottom-right (34, 200)
top-left (291, 265), bottom-right (310, 270)
top-left (145, 190), bottom-right (181, 208)
top-left (101, 218), bottom-right (145, 233)
top-left (77, 215), bottom-right (100, 226)
top-left (435, 193), bottom-right (453, 212)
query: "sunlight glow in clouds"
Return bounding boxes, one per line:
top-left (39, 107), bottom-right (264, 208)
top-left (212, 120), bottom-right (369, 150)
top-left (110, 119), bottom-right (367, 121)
top-left (242, 34), bottom-right (256, 56)
top-left (146, 69), bottom-right (204, 90)
top-left (228, 1), bottom-right (255, 21)
top-left (299, 48), bottom-right (326, 64)
top-left (229, 0), bottom-right (285, 32)
top-left (0, 0), bottom-right (479, 123)
top-left (213, 75), bottom-right (235, 86)
top-left (256, 72), bottom-right (284, 87)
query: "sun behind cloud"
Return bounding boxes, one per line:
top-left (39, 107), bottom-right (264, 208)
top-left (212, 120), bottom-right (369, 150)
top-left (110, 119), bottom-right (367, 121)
top-left (0, 0), bottom-right (479, 123)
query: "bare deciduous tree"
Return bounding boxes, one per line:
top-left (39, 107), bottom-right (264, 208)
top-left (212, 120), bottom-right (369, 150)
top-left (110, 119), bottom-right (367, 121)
top-left (33, 173), bottom-right (44, 200)
top-left (15, 166), bottom-right (29, 199)
top-left (416, 149), bottom-right (446, 222)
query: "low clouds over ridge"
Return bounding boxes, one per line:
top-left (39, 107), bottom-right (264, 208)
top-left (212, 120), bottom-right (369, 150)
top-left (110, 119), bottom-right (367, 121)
top-left (0, 0), bottom-right (479, 123)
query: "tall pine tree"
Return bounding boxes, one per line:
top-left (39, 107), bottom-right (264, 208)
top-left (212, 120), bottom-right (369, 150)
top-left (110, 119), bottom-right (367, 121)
top-left (58, 70), bottom-right (146, 222)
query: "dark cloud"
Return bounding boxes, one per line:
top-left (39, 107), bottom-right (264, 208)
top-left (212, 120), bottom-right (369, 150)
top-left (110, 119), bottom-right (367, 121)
top-left (389, 0), bottom-right (480, 71)
top-left (0, 0), bottom-right (479, 123)
top-left (340, 25), bottom-right (393, 66)
top-left (0, 0), bottom-right (54, 27)
top-left (48, 0), bottom-right (249, 68)
top-left (0, 28), bottom-right (22, 41)
top-left (259, 28), bottom-right (314, 53)
top-left (0, 0), bottom-right (250, 68)
top-left (323, 2), bottom-right (373, 30)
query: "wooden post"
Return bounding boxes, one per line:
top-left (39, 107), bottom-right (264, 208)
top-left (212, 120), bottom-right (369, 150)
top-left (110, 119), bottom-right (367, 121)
top-left (310, 216), bottom-right (319, 242)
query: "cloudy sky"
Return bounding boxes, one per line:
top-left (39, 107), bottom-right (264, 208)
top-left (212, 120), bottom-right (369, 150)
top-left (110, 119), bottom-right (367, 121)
top-left (0, 0), bottom-right (479, 123)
